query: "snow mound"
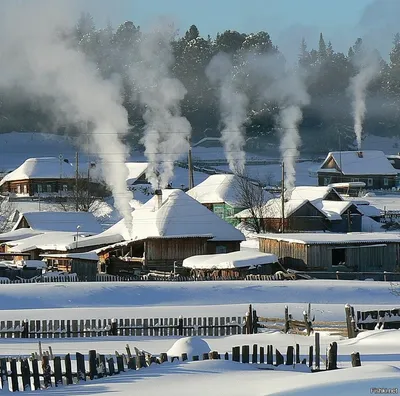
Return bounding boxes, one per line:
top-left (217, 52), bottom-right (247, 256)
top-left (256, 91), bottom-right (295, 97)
top-left (167, 337), bottom-right (211, 359)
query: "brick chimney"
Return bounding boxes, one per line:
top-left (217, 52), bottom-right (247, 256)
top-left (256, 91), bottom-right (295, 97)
top-left (155, 189), bottom-right (162, 210)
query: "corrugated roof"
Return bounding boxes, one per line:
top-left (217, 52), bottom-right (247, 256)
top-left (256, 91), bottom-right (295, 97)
top-left (258, 232), bottom-right (400, 245)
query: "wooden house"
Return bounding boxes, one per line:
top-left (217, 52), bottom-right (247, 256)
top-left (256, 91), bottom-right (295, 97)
top-left (317, 150), bottom-right (397, 190)
top-left (96, 189), bottom-right (245, 275)
top-left (0, 157), bottom-right (77, 196)
top-left (258, 233), bottom-right (400, 272)
top-left (186, 174), bottom-right (269, 226)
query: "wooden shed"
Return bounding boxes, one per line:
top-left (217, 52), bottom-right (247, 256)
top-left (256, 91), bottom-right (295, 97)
top-left (258, 233), bottom-right (400, 272)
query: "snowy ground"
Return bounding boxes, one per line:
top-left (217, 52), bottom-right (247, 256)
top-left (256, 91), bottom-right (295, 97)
top-left (0, 280), bottom-right (399, 394)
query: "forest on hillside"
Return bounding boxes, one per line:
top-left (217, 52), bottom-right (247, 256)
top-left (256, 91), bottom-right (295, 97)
top-left (3, 13), bottom-right (400, 154)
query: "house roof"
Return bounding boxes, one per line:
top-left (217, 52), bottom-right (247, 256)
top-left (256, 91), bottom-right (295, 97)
top-left (289, 186), bottom-right (342, 202)
top-left (311, 200), bottom-right (357, 221)
top-left (318, 151), bottom-right (397, 176)
top-left (258, 232), bottom-right (400, 245)
top-left (235, 198), bottom-right (312, 219)
top-left (12, 211), bottom-right (103, 234)
top-left (125, 162), bottom-right (149, 186)
top-left (0, 157), bottom-right (76, 186)
top-left (0, 228), bottom-right (43, 242)
top-left (356, 204), bottom-right (381, 218)
top-left (98, 189), bottom-right (245, 243)
top-left (182, 249), bottom-right (278, 270)
top-left (41, 251), bottom-right (99, 261)
top-left (7, 231), bottom-right (94, 253)
top-left (186, 174), bottom-right (244, 207)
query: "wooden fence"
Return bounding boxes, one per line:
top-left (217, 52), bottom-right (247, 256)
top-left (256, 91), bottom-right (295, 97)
top-left (356, 308), bottom-right (400, 330)
top-left (0, 336), bottom-right (362, 392)
top-left (0, 315), bottom-right (246, 339)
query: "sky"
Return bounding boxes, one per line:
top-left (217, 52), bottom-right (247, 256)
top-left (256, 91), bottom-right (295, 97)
top-left (69, 0), bottom-right (400, 63)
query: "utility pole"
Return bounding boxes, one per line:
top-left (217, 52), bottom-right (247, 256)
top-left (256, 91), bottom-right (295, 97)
top-left (188, 145), bottom-right (194, 190)
top-left (281, 161), bottom-right (285, 233)
top-left (75, 152), bottom-right (79, 212)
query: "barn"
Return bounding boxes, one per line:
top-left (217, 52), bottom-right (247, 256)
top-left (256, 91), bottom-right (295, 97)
top-left (258, 232), bottom-right (400, 272)
top-left (97, 189), bottom-right (245, 275)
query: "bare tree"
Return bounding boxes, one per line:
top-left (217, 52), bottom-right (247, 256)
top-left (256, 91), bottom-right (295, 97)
top-left (233, 172), bottom-right (273, 234)
top-left (58, 174), bottom-right (110, 212)
top-left (0, 196), bottom-right (15, 232)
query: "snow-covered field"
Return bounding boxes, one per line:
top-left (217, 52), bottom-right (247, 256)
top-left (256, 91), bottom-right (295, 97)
top-left (0, 280), bottom-right (399, 394)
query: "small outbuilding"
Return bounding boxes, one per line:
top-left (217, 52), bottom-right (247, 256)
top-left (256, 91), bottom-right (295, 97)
top-left (258, 232), bottom-right (400, 272)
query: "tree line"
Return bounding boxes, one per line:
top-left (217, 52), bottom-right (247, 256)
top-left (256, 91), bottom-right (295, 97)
top-left (3, 13), bottom-right (400, 154)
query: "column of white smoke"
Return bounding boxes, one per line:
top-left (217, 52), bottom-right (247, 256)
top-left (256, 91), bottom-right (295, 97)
top-left (348, 52), bottom-right (380, 150)
top-left (130, 26), bottom-right (191, 189)
top-left (0, 2), bottom-right (134, 235)
top-left (206, 53), bottom-right (248, 174)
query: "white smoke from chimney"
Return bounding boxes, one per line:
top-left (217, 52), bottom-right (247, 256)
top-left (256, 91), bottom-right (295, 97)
top-left (206, 52), bottom-right (248, 174)
top-left (257, 55), bottom-right (310, 191)
top-left (130, 23), bottom-right (191, 189)
top-left (348, 51), bottom-right (380, 150)
top-left (0, 2), bottom-right (134, 235)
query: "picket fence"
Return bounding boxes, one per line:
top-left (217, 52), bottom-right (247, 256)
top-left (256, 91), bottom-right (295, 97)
top-left (0, 337), bottom-right (361, 392)
top-left (0, 315), bottom-right (246, 339)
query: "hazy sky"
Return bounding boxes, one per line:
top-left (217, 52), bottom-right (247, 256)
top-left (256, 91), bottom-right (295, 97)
top-left (20, 0), bottom-right (400, 62)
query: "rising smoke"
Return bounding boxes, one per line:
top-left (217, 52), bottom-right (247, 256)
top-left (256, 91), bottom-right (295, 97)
top-left (348, 50), bottom-right (380, 150)
top-left (130, 24), bottom-right (191, 189)
top-left (206, 53), bottom-right (248, 174)
top-left (255, 55), bottom-right (310, 190)
top-left (0, 1), bottom-right (134, 234)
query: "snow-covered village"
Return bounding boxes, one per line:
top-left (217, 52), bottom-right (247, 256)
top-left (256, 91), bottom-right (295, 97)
top-left (1, 1), bottom-right (400, 395)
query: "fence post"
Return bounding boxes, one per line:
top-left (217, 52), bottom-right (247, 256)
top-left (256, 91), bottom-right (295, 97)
top-left (286, 346), bottom-right (294, 365)
top-left (275, 349), bottom-right (284, 366)
top-left (327, 342), bottom-right (338, 370)
top-left (284, 305), bottom-right (290, 333)
top-left (232, 346), bottom-right (240, 362)
top-left (384, 271), bottom-right (387, 282)
top-left (296, 344), bottom-right (300, 364)
top-left (10, 359), bottom-right (18, 392)
top-left (345, 304), bottom-right (356, 339)
top-left (21, 319), bottom-right (29, 338)
top-left (252, 344), bottom-right (258, 364)
top-left (241, 345), bottom-right (250, 363)
top-left (252, 309), bottom-right (258, 334)
top-left (351, 352), bottom-right (361, 367)
top-left (178, 315), bottom-right (184, 336)
top-left (308, 345), bottom-right (313, 368)
top-left (336, 271), bottom-right (340, 280)
top-left (64, 354), bottom-right (73, 385)
top-left (54, 356), bottom-right (63, 386)
top-left (110, 318), bottom-right (118, 336)
top-left (76, 352), bottom-right (86, 381)
top-left (303, 311), bottom-right (312, 336)
top-left (42, 355), bottom-right (52, 388)
top-left (89, 350), bottom-right (97, 380)
top-left (315, 332), bottom-right (320, 370)
top-left (267, 345), bottom-right (273, 365)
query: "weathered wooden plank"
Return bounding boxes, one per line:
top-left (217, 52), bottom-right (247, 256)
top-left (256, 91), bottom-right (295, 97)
top-left (64, 354), bottom-right (73, 385)
top-left (89, 350), bottom-right (97, 380)
top-left (54, 356), bottom-right (63, 386)
top-left (42, 320), bottom-right (47, 339)
top-left (143, 319), bottom-right (149, 336)
top-left (76, 352), bottom-right (86, 381)
top-left (42, 355), bottom-right (51, 388)
top-left (31, 359), bottom-right (40, 390)
top-left (10, 359), bottom-right (18, 391)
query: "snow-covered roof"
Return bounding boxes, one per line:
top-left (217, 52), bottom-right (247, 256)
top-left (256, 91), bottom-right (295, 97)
top-left (182, 249), bottom-right (278, 269)
top-left (312, 200), bottom-right (356, 221)
top-left (0, 157), bottom-right (76, 186)
top-left (289, 186), bottom-right (342, 202)
top-left (356, 204), bottom-right (381, 218)
top-left (125, 162), bottom-right (149, 186)
top-left (12, 211), bottom-right (103, 233)
top-left (235, 198), bottom-right (310, 219)
top-left (0, 228), bottom-right (43, 242)
top-left (41, 251), bottom-right (99, 261)
top-left (7, 231), bottom-right (94, 253)
top-left (318, 151), bottom-right (397, 175)
top-left (15, 259), bottom-right (47, 269)
top-left (99, 189), bottom-right (245, 243)
top-left (187, 174), bottom-right (249, 207)
top-left (258, 232), bottom-right (400, 245)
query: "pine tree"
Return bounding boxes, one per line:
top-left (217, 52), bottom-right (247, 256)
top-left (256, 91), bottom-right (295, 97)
top-left (318, 33), bottom-right (327, 62)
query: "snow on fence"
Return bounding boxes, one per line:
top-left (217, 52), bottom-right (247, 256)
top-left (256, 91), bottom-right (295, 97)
top-left (0, 315), bottom-right (247, 339)
top-left (0, 337), bottom-right (361, 392)
top-left (356, 308), bottom-right (400, 330)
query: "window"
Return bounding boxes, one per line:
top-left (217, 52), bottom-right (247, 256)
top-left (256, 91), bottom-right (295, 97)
top-left (216, 245), bottom-right (227, 254)
top-left (367, 178), bottom-right (373, 187)
top-left (23, 185), bottom-right (27, 194)
top-left (37, 184), bottom-right (42, 193)
top-left (16, 185), bottom-right (21, 194)
top-left (384, 178), bottom-right (389, 186)
top-left (323, 177), bottom-right (331, 186)
top-left (46, 184), bottom-right (52, 193)
top-left (351, 178), bottom-right (359, 182)
top-left (62, 184), bottom-right (68, 192)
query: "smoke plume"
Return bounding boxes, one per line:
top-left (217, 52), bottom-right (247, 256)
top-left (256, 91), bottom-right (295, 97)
top-left (0, 2), bottom-right (134, 234)
top-left (256, 55), bottom-right (310, 190)
top-left (130, 24), bottom-right (191, 189)
top-left (206, 53), bottom-right (248, 174)
top-left (348, 51), bottom-right (380, 150)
